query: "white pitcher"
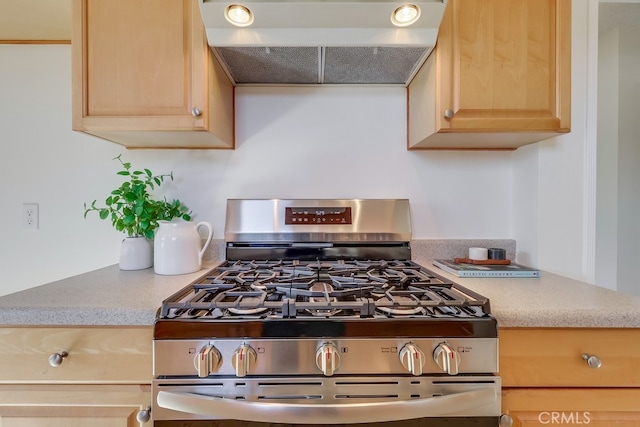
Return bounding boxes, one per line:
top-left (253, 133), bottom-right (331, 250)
top-left (154, 220), bottom-right (213, 275)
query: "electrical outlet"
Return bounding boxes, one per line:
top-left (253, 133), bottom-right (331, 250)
top-left (23, 203), bottom-right (39, 230)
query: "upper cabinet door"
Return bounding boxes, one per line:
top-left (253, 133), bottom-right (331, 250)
top-left (72, 0), bottom-right (234, 149)
top-left (408, 0), bottom-right (571, 150)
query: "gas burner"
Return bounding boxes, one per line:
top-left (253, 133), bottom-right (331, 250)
top-left (305, 282), bottom-right (342, 317)
top-left (377, 305), bottom-right (427, 317)
top-left (228, 307), bottom-right (270, 316)
top-left (374, 291), bottom-right (432, 317)
top-left (308, 281), bottom-right (334, 295)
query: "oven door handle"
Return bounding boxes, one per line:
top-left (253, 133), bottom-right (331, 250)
top-left (157, 387), bottom-right (499, 424)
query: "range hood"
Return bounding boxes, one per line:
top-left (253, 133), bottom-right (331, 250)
top-left (198, 1), bottom-right (446, 86)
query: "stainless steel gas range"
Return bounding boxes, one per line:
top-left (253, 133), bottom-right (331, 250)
top-left (152, 199), bottom-right (502, 426)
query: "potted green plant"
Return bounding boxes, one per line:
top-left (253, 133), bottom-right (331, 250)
top-left (84, 155), bottom-right (192, 270)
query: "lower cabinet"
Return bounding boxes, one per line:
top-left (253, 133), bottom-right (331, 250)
top-left (0, 384), bottom-right (150, 427)
top-left (500, 328), bottom-right (640, 426)
top-left (0, 326), bottom-right (153, 426)
top-left (503, 388), bottom-right (640, 426)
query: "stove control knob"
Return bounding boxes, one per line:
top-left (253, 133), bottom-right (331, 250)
top-left (232, 344), bottom-right (257, 377)
top-left (316, 342), bottom-right (340, 376)
top-left (399, 343), bottom-right (426, 376)
top-left (194, 344), bottom-right (221, 378)
top-left (433, 342), bottom-right (460, 375)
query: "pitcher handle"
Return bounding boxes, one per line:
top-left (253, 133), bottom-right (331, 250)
top-left (195, 222), bottom-right (213, 264)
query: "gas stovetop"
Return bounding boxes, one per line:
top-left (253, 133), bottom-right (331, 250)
top-left (154, 200), bottom-right (497, 340)
top-left (159, 259), bottom-right (492, 321)
top-left (152, 200), bottom-right (501, 423)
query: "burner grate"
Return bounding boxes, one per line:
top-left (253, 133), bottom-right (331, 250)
top-left (159, 260), bottom-right (491, 320)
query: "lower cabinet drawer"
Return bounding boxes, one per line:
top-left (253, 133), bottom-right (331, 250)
top-left (0, 326), bottom-right (152, 383)
top-left (502, 388), bottom-right (640, 426)
top-left (500, 328), bottom-right (640, 387)
top-left (0, 383), bottom-right (151, 424)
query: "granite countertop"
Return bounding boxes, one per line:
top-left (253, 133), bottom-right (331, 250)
top-left (0, 262), bottom-right (220, 326)
top-left (1, 258), bottom-right (640, 328)
top-left (412, 257), bottom-right (640, 328)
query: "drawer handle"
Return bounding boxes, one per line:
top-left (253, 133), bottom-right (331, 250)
top-left (136, 406), bottom-right (151, 423)
top-left (48, 351), bottom-right (68, 367)
top-left (581, 353), bottom-right (602, 369)
top-left (500, 414), bottom-right (514, 427)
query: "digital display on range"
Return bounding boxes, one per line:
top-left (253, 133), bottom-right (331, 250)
top-left (285, 207), bottom-right (352, 225)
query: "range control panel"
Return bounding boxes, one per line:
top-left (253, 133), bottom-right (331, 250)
top-left (285, 207), bottom-right (352, 225)
top-left (154, 337), bottom-right (498, 378)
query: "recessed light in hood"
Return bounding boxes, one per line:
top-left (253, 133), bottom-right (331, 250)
top-left (391, 4), bottom-right (421, 27)
top-left (224, 4), bottom-right (254, 27)
top-left (198, 0), bottom-right (446, 86)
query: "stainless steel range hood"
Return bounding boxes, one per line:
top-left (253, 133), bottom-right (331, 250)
top-left (198, 1), bottom-right (446, 86)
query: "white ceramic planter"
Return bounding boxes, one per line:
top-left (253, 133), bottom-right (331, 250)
top-left (119, 236), bottom-right (153, 270)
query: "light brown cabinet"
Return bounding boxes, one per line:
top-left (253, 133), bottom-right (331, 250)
top-left (71, 0), bottom-right (234, 149)
top-left (0, 326), bottom-right (153, 426)
top-left (503, 388), bottom-right (640, 427)
top-left (500, 328), bottom-right (640, 426)
top-left (408, 0), bottom-right (571, 150)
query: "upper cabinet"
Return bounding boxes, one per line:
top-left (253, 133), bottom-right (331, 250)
top-left (71, 0), bottom-right (234, 149)
top-left (408, 0), bottom-right (571, 150)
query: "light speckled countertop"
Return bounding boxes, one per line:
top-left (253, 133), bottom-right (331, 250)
top-left (1, 245), bottom-right (639, 328)
top-left (0, 261), bottom-right (220, 326)
top-left (413, 257), bottom-right (640, 328)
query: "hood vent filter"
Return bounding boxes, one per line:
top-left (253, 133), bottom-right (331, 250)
top-left (213, 46), bottom-right (431, 85)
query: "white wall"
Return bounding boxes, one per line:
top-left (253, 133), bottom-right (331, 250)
top-left (1, 2), bottom-right (607, 296)
top-left (615, 26), bottom-right (640, 295)
top-left (511, 0), bottom-right (596, 284)
top-left (595, 8), bottom-right (640, 296)
top-left (0, 44), bottom-right (515, 297)
top-left (596, 27), bottom-right (620, 288)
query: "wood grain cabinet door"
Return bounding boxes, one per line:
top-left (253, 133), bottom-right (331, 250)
top-left (0, 326), bottom-right (152, 426)
top-left (503, 388), bottom-right (640, 427)
top-left (72, 0), bottom-right (234, 148)
top-left (440, 0), bottom-right (571, 132)
top-left (0, 384), bottom-right (150, 427)
top-left (500, 328), bottom-right (640, 388)
top-left (0, 326), bottom-right (152, 383)
top-left (500, 329), bottom-right (640, 427)
top-left (408, 0), bottom-right (571, 149)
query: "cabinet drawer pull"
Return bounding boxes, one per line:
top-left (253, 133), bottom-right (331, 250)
top-left (444, 109), bottom-right (455, 119)
top-left (581, 353), bottom-right (602, 369)
top-left (136, 406), bottom-right (151, 423)
top-left (500, 414), bottom-right (513, 427)
top-left (48, 351), bottom-right (68, 367)
top-left (191, 107), bottom-right (202, 117)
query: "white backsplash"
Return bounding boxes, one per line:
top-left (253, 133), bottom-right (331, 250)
top-left (203, 239), bottom-right (517, 265)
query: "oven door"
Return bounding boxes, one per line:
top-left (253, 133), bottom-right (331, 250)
top-left (152, 376), bottom-right (501, 426)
